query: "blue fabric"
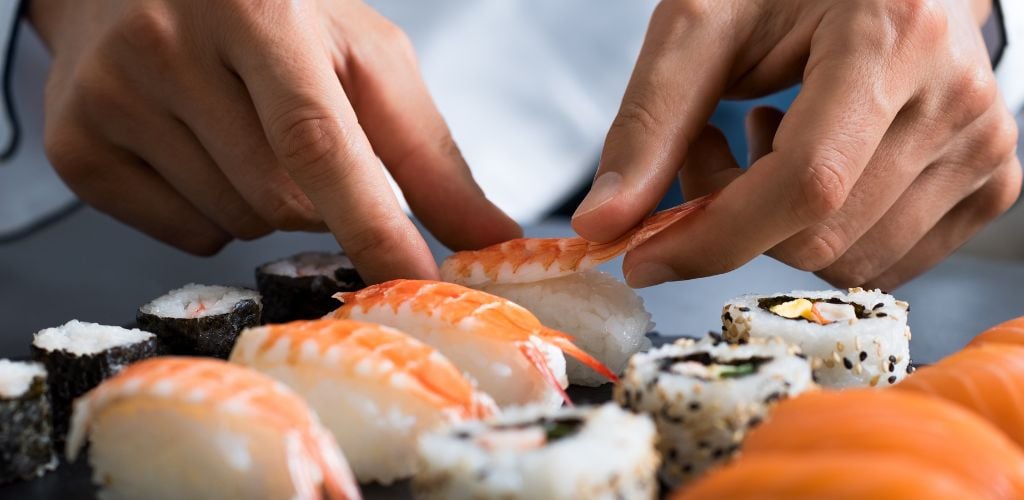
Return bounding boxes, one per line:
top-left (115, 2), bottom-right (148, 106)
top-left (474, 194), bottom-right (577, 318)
top-left (656, 86), bottom-right (799, 210)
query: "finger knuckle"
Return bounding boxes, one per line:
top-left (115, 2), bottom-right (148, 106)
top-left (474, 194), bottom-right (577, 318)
top-left (43, 124), bottom-right (91, 187)
top-left (985, 163), bottom-right (1023, 219)
top-left (344, 218), bottom-right (408, 262)
top-left (987, 112), bottom-right (1020, 163)
top-left (780, 228), bottom-right (846, 272)
top-left (272, 111), bottom-right (344, 175)
top-left (793, 147), bottom-right (851, 222)
top-left (886, 0), bottom-right (948, 43)
top-left (611, 96), bottom-right (664, 138)
top-left (117, 5), bottom-right (181, 60)
top-left (658, 0), bottom-right (712, 23)
top-left (947, 67), bottom-right (998, 123)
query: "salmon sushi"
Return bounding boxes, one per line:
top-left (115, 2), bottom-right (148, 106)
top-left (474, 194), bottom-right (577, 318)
top-left (895, 343), bottom-right (1024, 447)
top-left (742, 390), bottom-right (1024, 498)
top-left (673, 453), bottom-right (978, 500)
top-left (230, 319), bottom-right (497, 484)
top-left (967, 316), bottom-right (1024, 348)
top-left (440, 195), bottom-right (714, 387)
top-left (67, 357), bottom-right (360, 500)
top-left (330, 280), bottom-right (616, 408)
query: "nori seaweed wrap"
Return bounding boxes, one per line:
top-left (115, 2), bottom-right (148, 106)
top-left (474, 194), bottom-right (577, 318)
top-left (0, 360), bottom-right (57, 483)
top-left (256, 252), bottom-right (365, 323)
top-left (31, 321), bottom-right (157, 446)
top-left (137, 283), bottom-right (262, 358)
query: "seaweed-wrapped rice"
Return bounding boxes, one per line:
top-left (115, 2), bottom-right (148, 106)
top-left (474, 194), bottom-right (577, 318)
top-left (137, 284), bottom-right (261, 358)
top-left (256, 252), bottom-right (364, 323)
top-left (0, 360), bottom-right (57, 483)
top-left (414, 404), bottom-right (658, 500)
top-left (721, 288), bottom-right (912, 388)
top-left (615, 336), bottom-right (814, 486)
top-left (31, 321), bottom-right (156, 445)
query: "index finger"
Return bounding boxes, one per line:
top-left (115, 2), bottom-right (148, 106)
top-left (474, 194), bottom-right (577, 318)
top-left (220, 10), bottom-right (438, 283)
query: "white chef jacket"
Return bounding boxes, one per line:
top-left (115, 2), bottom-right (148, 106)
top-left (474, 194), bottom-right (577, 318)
top-left (0, 0), bottom-right (1021, 239)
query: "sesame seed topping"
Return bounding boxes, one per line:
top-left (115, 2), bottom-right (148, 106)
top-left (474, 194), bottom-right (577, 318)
top-left (876, 312), bottom-right (888, 318)
top-left (887, 375), bottom-right (897, 384)
top-left (836, 341), bottom-right (845, 352)
top-left (870, 375), bottom-right (880, 387)
top-left (842, 357), bottom-right (853, 370)
top-left (888, 363), bottom-right (895, 373)
top-left (859, 351), bottom-right (868, 362)
top-left (738, 307), bottom-right (750, 312)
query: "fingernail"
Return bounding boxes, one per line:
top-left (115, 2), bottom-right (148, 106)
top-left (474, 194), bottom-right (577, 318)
top-left (572, 172), bottom-right (622, 220)
top-left (625, 262), bottom-right (679, 288)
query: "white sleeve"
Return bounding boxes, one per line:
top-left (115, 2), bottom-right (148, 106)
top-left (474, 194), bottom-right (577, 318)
top-left (997, 0), bottom-right (1024, 114)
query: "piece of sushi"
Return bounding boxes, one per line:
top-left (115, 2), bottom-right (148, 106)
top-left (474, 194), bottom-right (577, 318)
top-left (0, 360), bottom-right (57, 483)
top-left (615, 336), bottom-right (814, 486)
top-left (256, 252), bottom-right (365, 324)
top-left (743, 390), bottom-right (1024, 498)
top-left (67, 357), bottom-right (361, 500)
top-left (31, 320), bottom-right (156, 445)
top-left (672, 453), bottom-right (979, 500)
top-left (414, 403), bottom-right (658, 500)
top-left (967, 315), bottom-right (1024, 348)
top-left (721, 288), bottom-right (912, 388)
top-left (137, 283), bottom-right (261, 358)
top-left (895, 343), bottom-right (1024, 448)
top-left (330, 280), bottom-right (617, 409)
top-left (473, 270), bottom-right (652, 387)
top-left (230, 319), bottom-right (497, 484)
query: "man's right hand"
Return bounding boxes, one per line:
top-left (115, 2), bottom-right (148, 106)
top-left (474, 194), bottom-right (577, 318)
top-left (29, 0), bottom-right (521, 283)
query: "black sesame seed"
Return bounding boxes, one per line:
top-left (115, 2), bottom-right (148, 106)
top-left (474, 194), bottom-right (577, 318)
top-left (688, 402), bottom-right (702, 412)
top-left (764, 392), bottom-right (784, 404)
top-left (888, 355), bottom-right (897, 363)
top-left (888, 362), bottom-right (895, 373)
top-left (876, 312), bottom-right (888, 318)
top-left (887, 376), bottom-right (897, 384)
top-left (796, 352), bottom-right (808, 360)
top-left (873, 303), bottom-right (884, 310)
top-left (723, 312), bottom-right (733, 323)
top-left (668, 448), bottom-right (678, 460)
top-left (842, 357), bottom-right (853, 370)
top-left (859, 351), bottom-right (868, 362)
top-left (907, 364), bottom-right (916, 374)
top-left (712, 448), bottom-right (724, 459)
top-left (682, 464), bottom-right (693, 474)
top-left (738, 307), bottom-right (750, 312)
top-left (748, 416), bottom-right (763, 428)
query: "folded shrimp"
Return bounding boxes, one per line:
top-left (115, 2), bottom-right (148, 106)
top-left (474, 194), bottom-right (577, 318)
top-left (230, 318), bottom-right (497, 483)
top-left (330, 280), bottom-right (617, 408)
top-left (67, 357), bottom-right (360, 500)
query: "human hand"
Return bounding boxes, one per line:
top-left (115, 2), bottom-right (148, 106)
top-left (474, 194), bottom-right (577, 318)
top-left (30, 0), bottom-right (520, 283)
top-left (572, 0), bottom-right (1020, 290)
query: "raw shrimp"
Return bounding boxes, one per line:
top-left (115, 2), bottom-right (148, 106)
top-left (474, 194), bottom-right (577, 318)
top-left (67, 357), bottom-right (360, 500)
top-left (330, 280), bottom-right (617, 408)
top-left (440, 194), bottom-right (715, 286)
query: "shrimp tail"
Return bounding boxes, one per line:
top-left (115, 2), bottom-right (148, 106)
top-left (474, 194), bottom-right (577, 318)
top-left (543, 331), bottom-right (620, 384)
top-left (518, 342), bottom-right (573, 407)
top-left (625, 192), bottom-right (716, 253)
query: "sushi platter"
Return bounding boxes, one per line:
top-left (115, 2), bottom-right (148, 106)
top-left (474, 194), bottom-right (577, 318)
top-left (3, 198), bottom-right (1024, 499)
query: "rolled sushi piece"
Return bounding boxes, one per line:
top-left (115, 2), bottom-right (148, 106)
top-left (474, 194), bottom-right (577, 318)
top-left (615, 336), bottom-right (814, 486)
top-left (721, 288), bottom-right (912, 388)
top-left (256, 251), bottom-right (365, 324)
top-left (474, 270), bottom-right (653, 387)
top-left (137, 283), bottom-right (261, 358)
top-left (31, 321), bottom-right (156, 445)
top-left (230, 318), bottom-right (498, 484)
top-left (67, 357), bottom-right (361, 500)
top-left (414, 403), bottom-right (658, 500)
top-left (0, 360), bottom-right (57, 483)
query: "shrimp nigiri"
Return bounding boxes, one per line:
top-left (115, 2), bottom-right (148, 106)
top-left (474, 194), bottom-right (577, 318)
top-left (742, 390), bottom-right (1024, 498)
top-left (330, 280), bottom-right (617, 408)
top-left (230, 318), bottom-right (498, 483)
top-left (67, 357), bottom-right (360, 500)
top-left (673, 453), bottom-right (978, 500)
top-left (895, 343), bottom-right (1024, 448)
top-left (440, 194), bottom-right (714, 286)
top-left (967, 316), bottom-right (1024, 348)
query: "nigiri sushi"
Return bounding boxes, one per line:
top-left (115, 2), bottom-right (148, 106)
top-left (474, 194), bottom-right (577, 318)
top-left (0, 360), bottom-right (56, 483)
top-left (895, 343), bottom-right (1024, 447)
top-left (256, 252), bottom-right (365, 323)
top-left (137, 283), bottom-right (262, 358)
top-left (229, 318), bottom-right (497, 484)
top-left (414, 403), bottom-right (658, 500)
top-left (330, 280), bottom-right (616, 408)
top-left (721, 289), bottom-right (912, 388)
top-left (615, 336), bottom-right (814, 486)
top-left (967, 316), bottom-right (1024, 348)
top-left (673, 453), bottom-right (978, 500)
top-left (742, 390), bottom-right (1024, 498)
top-left (67, 357), bottom-right (361, 500)
top-left (440, 196), bottom-right (714, 386)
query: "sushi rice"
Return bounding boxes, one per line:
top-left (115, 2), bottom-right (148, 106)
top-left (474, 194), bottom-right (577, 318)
top-left (414, 403), bottom-right (658, 500)
top-left (0, 360), bottom-right (57, 483)
top-left (137, 284), bottom-right (262, 358)
top-left (721, 288), bottom-right (912, 388)
top-left (256, 251), bottom-right (365, 323)
top-left (615, 336), bottom-right (815, 486)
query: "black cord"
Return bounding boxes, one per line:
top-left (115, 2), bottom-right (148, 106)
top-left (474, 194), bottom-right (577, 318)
top-left (0, 0), bottom-right (25, 161)
top-left (990, 0), bottom-right (1007, 68)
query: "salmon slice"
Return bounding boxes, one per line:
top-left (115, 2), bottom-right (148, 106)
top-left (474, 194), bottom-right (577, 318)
top-left (968, 316), bottom-right (1024, 348)
top-left (742, 390), bottom-right (1024, 499)
top-left (896, 343), bottom-right (1024, 448)
top-left (672, 453), bottom-right (978, 500)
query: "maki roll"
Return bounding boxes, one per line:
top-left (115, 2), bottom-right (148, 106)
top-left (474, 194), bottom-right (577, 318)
top-left (31, 321), bottom-right (156, 445)
top-left (414, 403), bottom-right (658, 500)
top-left (230, 319), bottom-right (497, 484)
top-left (256, 251), bottom-right (365, 323)
top-left (0, 360), bottom-right (56, 483)
top-left (721, 288), bottom-right (912, 388)
top-left (615, 337), bottom-right (814, 486)
top-left (474, 270), bottom-right (653, 387)
top-left (137, 283), bottom-right (261, 358)
top-left (66, 357), bottom-right (361, 499)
